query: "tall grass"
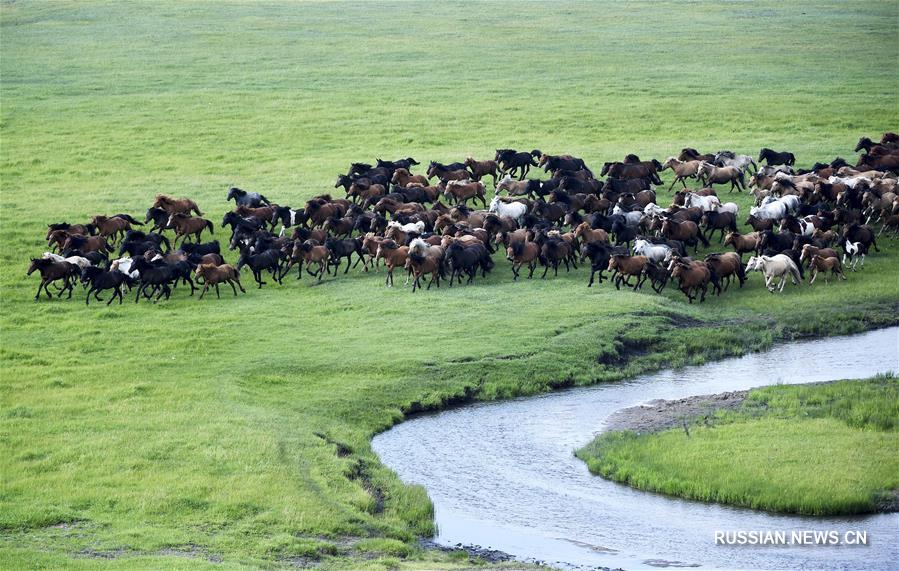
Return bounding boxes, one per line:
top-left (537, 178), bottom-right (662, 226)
top-left (2, 0), bottom-right (898, 567)
top-left (577, 378), bottom-right (899, 515)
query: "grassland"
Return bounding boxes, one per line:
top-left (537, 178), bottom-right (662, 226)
top-left (576, 377), bottom-right (899, 515)
top-left (2, 1), bottom-right (898, 568)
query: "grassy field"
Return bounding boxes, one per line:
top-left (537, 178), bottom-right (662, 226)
top-left (576, 377), bottom-right (899, 515)
top-left (2, 1), bottom-right (899, 568)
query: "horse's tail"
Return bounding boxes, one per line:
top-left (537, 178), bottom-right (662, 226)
top-left (871, 235), bottom-right (880, 252)
top-left (259, 194), bottom-right (271, 205)
top-left (531, 149), bottom-right (542, 158)
top-left (737, 170), bottom-right (746, 189)
top-left (194, 204), bottom-right (204, 216)
top-left (206, 220), bottom-right (214, 234)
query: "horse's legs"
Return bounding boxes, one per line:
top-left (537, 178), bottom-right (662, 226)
top-left (84, 285), bottom-right (94, 305)
top-left (588, 269), bottom-right (596, 287)
top-left (229, 281), bottom-right (238, 296)
top-left (215, 284), bottom-right (221, 298)
top-left (199, 284), bottom-right (208, 299)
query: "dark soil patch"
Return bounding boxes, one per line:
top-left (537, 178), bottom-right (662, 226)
top-left (346, 459), bottom-right (385, 515)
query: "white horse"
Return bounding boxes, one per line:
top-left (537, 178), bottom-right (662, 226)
top-left (643, 203), bottom-right (666, 217)
top-left (757, 164), bottom-right (793, 177)
top-left (829, 175), bottom-right (869, 190)
top-left (683, 192), bottom-right (721, 212)
top-left (746, 255), bottom-right (802, 292)
top-left (714, 201), bottom-right (739, 216)
top-left (633, 238), bottom-right (672, 263)
top-left (714, 152), bottom-right (757, 174)
top-left (110, 257), bottom-right (140, 278)
top-left (489, 195), bottom-right (527, 225)
top-left (611, 205), bottom-right (644, 226)
top-left (387, 220), bottom-right (425, 234)
top-left (842, 241), bottom-right (866, 270)
top-left (42, 251), bottom-right (92, 270)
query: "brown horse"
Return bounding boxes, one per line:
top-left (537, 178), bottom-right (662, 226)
top-left (90, 215), bottom-right (132, 243)
top-left (465, 157), bottom-right (500, 186)
top-left (799, 244), bottom-right (838, 267)
top-left (391, 168), bottom-right (429, 187)
top-left (27, 258), bottom-right (78, 300)
top-left (444, 180), bottom-right (487, 207)
top-left (153, 194), bottom-right (203, 216)
top-left (808, 254), bottom-right (846, 284)
top-left (235, 204), bottom-right (279, 229)
top-left (661, 218), bottom-right (708, 252)
top-left (375, 240), bottom-right (409, 287)
top-left (724, 231), bottom-right (762, 259)
top-left (669, 258), bottom-right (713, 303)
top-left (166, 214), bottom-right (214, 244)
top-left (661, 158), bottom-right (703, 191)
top-left (704, 252), bottom-right (744, 290)
top-left (697, 162), bottom-right (745, 192)
top-left (573, 222), bottom-right (609, 244)
top-left (506, 240), bottom-right (539, 280)
top-left (62, 234), bottom-right (113, 255)
top-left (678, 148), bottom-right (716, 163)
top-left (195, 264), bottom-right (246, 298)
top-left (608, 254), bottom-right (647, 289)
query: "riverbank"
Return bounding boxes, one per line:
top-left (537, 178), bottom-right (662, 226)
top-left (577, 377), bottom-right (899, 516)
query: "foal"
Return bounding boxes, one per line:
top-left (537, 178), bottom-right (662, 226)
top-left (195, 264), bottom-right (246, 298)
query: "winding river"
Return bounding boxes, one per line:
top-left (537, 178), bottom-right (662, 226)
top-left (373, 327), bottom-right (899, 570)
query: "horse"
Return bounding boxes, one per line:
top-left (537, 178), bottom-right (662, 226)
top-left (632, 238), bottom-right (673, 263)
top-left (488, 195), bottom-right (527, 225)
top-left (375, 240), bottom-right (410, 287)
top-left (669, 258), bottom-right (715, 303)
top-left (80, 266), bottom-right (135, 305)
top-left (464, 157), bottom-right (500, 186)
top-left (714, 151), bottom-right (757, 174)
top-left (608, 255), bottom-right (648, 290)
top-left (661, 158), bottom-right (702, 191)
top-left (445, 240), bottom-right (493, 284)
top-left (427, 161), bottom-right (470, 183)
top-left (724, 231), bottom-right (762, 259)
top-left (842, 223), bottom-right (879, 254)
top-left (236, 248), bottom-right (284, 288)
top-left (697, 162), bottom-right (745, 192)
top-left (27, 258), bottom-right (79, 301)
top-left (391, 168), bottom-right (429, 188)
top-left (506, 240), bottom-right (539, 280)
top-left (90, 215), bottom-right (136, 244)
top-left (700, 211), bottom-right (737, 243)
top-left (682, 191), bottom-right (721, 212)
top-left (61, 234), bottom-right (113, 255)
top-left (533, 236), bottom-right (571, 279)
top-left (704, 252), bottom-right (744, 291)
top-left (166, 214), bottom-right (214, 245)
top-left (495, 175), bottom-right (534, 197)
top-left (539, 154), bottom-right (593, 177)
top-left (128, 257), bottom-right (179, 302)
top-left (42, 252), bottom-right (92, 271)
top-left (444, 180), bottom-right (487, 207)
top-left (46, 222), bottom-right (95, 240)
top-left (661, 218), bottom-right (708, 252)
top-left (758, 148), bottom-right (796, 166)
top-left (325, 237), bottom-right (363, 274)
top-left (745, 255), bottom-right (801, 292)
top-left (841, 240), bottom-right (868, 270)
top-left (153, 194), bottom-right (203, 216)
top-left (601, 161), bottom-right (663, 185)
top-left (227, 187), bottom-right (270, 208)
top-left (195, 264), bottom-right (246, 298)
top-left (678, 148), bottom-right (716, 163)
top-left (808, 255), bottom-right (846, 285)
top-left (494, 149), bottom-right (541, 180)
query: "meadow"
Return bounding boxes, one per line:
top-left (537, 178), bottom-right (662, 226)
top-left (2, 1), bottom-right (898, 568)
top-left (576, 377), bottom-right (899, 515)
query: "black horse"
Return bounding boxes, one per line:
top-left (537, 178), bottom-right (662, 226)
top-left (325, 237), bottom-right (363, 274)
top-left (130, 257), bottom-right (178, 302)
top-left (445, 241), bottom-right (492, 285)
top-left (179, 240), bottom-right (221, 257)
top-left (227, 187), bottom-right (270, 208)
top-left (758, 148), bottom-right (796, 166)
top-left (81, 266), bottom-right (135, 305)
top-left (542, 155), bottom-right (593, 177)
top-left (237, 248), bottom-right (284, 288)
top-left (495, 149), bottom-right (541, 180)
top-left (145, 207), bottom-right (172, 233)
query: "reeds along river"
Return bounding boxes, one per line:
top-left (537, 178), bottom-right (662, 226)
top-left (373, 327), bottom-right (899, 571)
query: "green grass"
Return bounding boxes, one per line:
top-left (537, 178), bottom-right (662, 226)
top-left (2, 0), bottom-right (899, 568)
top-left (576, 377), bottom-right (899, 515)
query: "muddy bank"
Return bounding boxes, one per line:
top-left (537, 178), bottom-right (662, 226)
top-left (601, 390), bottom-right (749, 434)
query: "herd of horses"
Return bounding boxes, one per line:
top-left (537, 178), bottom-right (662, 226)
top-left (28, 134), bottom-right (899, 304)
